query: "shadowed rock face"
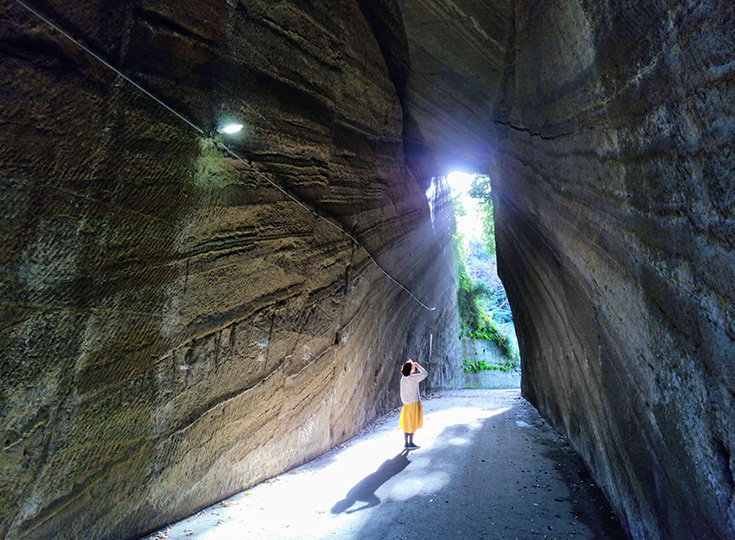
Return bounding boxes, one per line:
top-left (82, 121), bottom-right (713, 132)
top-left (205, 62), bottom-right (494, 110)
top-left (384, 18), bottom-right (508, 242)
top-left (0, 2), bottom-right (461, 539)
top-left (399, 0), bottom-right (513, 174)
top-left (493, 1), bottom-right (735, 539)
top-left (1, 1), bottom-right (733, 540)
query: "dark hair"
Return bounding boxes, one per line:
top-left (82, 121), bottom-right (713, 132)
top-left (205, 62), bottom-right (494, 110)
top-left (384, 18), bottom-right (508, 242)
top-left (401, 362), bottom-right (413, 377)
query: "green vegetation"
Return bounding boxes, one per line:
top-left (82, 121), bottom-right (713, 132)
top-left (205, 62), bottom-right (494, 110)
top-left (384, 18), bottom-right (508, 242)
top-left (451, 174), bottom-right (519, 370)
top-left (468, 175), bottom-right (495, 257)
top-left (461, 360), bottom-right (512, 373)
top-left (463, 325), bottom-right (513, 358)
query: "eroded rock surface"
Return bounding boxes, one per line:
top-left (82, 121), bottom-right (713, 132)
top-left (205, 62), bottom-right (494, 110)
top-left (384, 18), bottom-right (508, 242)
top-left (493, 2), bottom-right (735, 539)
top-left (2, 1), bottom-right (734, 540)
top-left (0, 2), bottom-right (460, 539)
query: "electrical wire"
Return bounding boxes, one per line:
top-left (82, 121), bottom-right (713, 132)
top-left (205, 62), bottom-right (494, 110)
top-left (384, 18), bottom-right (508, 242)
top-left (11, 0), bottom-right (437, 311)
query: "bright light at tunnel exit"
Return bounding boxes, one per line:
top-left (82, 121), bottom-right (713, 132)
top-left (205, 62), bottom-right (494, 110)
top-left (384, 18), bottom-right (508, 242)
top-left (447, 171), bottom-right (474, 195)
top-left (447, 172), bottom-right (482, 245)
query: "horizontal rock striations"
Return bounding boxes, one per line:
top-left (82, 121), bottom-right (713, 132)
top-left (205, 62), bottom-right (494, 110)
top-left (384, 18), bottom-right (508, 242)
top-left (399, 0), bottom-right (513, 175)
top-left (3, 1), bottom-right (733, 539)
top-left (494, 1), bottom-right (735, 539)
top-left (0, 2), bottom-right (460, 539)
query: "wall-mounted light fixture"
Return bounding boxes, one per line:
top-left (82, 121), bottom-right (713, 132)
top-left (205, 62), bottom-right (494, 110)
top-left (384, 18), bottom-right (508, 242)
top-left (217, 123), bottom-right (243, 135)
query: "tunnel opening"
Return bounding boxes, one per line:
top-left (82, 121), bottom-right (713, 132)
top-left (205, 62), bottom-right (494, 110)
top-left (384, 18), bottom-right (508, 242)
top-left (436, 171), bottom-right (520, 388)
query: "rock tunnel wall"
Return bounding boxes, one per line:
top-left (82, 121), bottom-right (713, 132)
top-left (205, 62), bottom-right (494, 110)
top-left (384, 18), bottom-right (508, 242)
top-left (493, 1), bottom-right (735, 539)
top-left (2, 1), bottom-right (735, 539)
top-left (0, 2), bottom-right (461, 539)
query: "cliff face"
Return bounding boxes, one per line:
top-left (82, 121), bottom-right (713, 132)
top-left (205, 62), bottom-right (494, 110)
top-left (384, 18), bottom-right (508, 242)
top-left (2, 1), bottom-right (734, 540)
top-left (0, 2), bottom-right (460, 539)
top-left (493, 1), bottom-right (735, 538)
top-left (399, 0), bottom-right (513, 174)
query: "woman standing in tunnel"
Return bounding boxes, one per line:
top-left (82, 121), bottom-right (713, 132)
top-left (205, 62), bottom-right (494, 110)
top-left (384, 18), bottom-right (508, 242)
top-left (399, 359), bottom-right (428, 450)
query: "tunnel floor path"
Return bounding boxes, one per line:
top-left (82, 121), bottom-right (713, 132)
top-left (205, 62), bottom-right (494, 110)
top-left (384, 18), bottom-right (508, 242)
top-left (142, 389), bottom-right (626, 540)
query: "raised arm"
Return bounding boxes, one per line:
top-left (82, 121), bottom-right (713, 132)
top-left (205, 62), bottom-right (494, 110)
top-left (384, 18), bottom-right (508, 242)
top-left (412, 362), bottom-right (428, 381)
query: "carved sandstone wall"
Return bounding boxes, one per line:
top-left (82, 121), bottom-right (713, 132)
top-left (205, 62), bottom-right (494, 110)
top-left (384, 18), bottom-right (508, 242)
top-left (3, 1), bottom-right (734, 540)
top-left (493, 1), bottom-right (735, 539)
top-left (0, 2), bottom-right (461, 538)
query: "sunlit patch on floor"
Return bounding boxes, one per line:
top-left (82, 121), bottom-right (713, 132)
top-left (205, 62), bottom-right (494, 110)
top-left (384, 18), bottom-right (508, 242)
top-left (447, 437), bottom-right (470, 445)
top-left (141, 390), bottom-right (623, 540)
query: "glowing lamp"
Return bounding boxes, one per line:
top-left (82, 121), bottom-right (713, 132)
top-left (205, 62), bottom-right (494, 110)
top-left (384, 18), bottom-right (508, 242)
top-left (217, 123), bottom-right (243, 135)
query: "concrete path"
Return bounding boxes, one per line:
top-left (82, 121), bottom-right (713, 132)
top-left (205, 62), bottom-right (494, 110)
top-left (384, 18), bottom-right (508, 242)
top-left (141, 390), bottom-right (626, 540)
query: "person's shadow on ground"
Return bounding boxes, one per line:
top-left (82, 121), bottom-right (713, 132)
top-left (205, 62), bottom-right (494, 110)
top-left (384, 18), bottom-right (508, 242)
top-left (330, 450), bottom-right (411, 514)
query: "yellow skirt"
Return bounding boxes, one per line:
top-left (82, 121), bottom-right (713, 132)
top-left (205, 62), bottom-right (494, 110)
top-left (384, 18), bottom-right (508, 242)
top-left (399, 402), bottom-right (423, 433)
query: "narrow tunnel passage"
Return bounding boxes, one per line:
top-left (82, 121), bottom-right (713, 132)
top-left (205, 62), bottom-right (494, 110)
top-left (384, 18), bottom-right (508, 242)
top-left (1, 1), bottom-right (733, 540)
top-left (438, 171), bottom-right (522, 386)
top-left (141, 390), bottom-right (625, 540)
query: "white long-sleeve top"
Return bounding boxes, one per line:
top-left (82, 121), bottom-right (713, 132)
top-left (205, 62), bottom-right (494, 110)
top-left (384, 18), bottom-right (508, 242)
top-left (400, 364), bottom-right (428, 405)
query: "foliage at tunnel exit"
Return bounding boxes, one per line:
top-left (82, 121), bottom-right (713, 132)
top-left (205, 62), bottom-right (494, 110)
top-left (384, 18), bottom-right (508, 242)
top-left (450, 178), bottom-right (517, 367)
top-left (468, 175), bottom-right (495, 258)
top-left (461, 360), bottom-right (512, 373)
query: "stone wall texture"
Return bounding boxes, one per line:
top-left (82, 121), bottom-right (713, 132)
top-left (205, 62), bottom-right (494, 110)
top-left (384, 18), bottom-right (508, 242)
top-left (0, 1), bottom-right (462, 539)
top-left (2, 1), bottom-right (734, 540)
top-left (493, 1), bottom-right (735, 539)
top-left (450, 338), bottom-right (521, 389)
